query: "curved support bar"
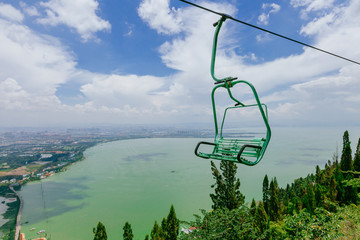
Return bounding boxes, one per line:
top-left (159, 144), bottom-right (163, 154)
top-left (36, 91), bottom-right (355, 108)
top-left (211, 16), bottom-right (235, 83)
top-left (195, 141), bottom-right (216, 158)
top-left (237, 145), bottom-right (262, 165)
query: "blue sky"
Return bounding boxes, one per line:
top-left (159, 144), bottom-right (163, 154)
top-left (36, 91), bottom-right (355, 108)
top-left (0, 0), bottom-right (359, 127)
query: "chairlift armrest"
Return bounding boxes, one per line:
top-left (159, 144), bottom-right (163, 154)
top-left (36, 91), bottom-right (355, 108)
top-left (237, 144), bottom-right (262, 163)
top-left (195, 141), bottom-right (216, 157)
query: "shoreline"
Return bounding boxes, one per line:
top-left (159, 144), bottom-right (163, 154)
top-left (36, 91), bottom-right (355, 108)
top-left (0, 140), bottom-right (104, 240)
top-left (9, 185), bottom-right (22, 240)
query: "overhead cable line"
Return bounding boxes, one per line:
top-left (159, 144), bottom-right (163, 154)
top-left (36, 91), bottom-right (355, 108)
top-left (179, 0), bottom-right (360, 66)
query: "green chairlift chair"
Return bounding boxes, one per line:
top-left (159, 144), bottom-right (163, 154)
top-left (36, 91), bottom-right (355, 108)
top-left (195, 16), bottom-right (271, 166)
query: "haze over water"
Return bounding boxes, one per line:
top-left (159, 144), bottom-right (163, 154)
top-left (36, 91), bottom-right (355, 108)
top-left (19, 127), bottom-right (360, 239)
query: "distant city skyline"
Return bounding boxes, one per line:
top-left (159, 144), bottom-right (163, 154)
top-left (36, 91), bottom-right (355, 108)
top-left (0, 0), bottom-right (359, 127)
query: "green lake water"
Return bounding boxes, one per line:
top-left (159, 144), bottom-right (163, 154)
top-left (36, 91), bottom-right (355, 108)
top-left (19, 127), bottom-right (360, 239)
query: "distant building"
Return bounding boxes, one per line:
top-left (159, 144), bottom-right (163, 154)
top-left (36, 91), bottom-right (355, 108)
top-left (40, 153), bottom-right (52, 159)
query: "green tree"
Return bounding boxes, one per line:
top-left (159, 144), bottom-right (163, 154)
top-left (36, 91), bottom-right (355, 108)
top-left (179, 208), bottom-right (255, 240)
top-left (263, 174), bottom-right (269, 214)
top-left (255, 201), bottom-right (268, 234)
top-left (344, 174), bottom-right (358, 205)
top-left (334, 166), bottom-right (345, 203)
top-left (123, 221), bottom-right (134, 240)
top-left (302, 183), bottom-right (316, 214)
top-left (328, 176), bottom-right (337, 202)
top-left (163, 205), bottom-right (180, 240)
top-left (93, 222), bottom-right (107, 240)
top-left (250, 198), bottom-right (257, 215)
top-left (269, 177), bottom-right (281, 221)
top-left (210, 161), bottom-right (244, 210)
top-left (144, 235), bottom-right (149, 240)
top-left (314, 184), bottom-right (323, 208)
top-left (340, 130), bottom-right (352, 171)
top-left (151, 221), bottom-right (164, 240)
top-left (161, 218), bottom-right (167, 238)
top-left (353, 138), bottom-right (360, 171)
top-left (315, 165), bottom-right (322, 184)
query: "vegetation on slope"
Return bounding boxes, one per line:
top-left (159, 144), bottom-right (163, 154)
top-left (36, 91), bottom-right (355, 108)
top-left (179, 130), bottom-right (360, 239)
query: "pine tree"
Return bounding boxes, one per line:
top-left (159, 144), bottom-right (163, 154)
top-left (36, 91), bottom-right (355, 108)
top-left (302, 183), bottom-right (316, 214)
top-left (353, 138), bottom-right (360, 171)
top-left (340, 130), bottom-right (352, 171)
top-left (315, 165), bottom-right (322, 184)
top-left (151, 221), bottom-right (163, 240)
top-left (93, 222), bottom-right (107, 240)
top-left (123, 222), bottom-right (134, 240)
top-left (144, 235), bottom-right (149, 240)
top-left (254, 201), bottom-right (268, 234)
top-left (344, 174), bottom-right (358, 205)
top-left (161, 218), bottom-right (167, 239)
top-left (262, 174), bottom-right (269, 214)
top-left (250, 198), bottom-right (257, 215)
top-left (314, 184), bottom-right (323, 208)
top-left (268, 177), bottom-right (281, 221)
top-left (334, 166), bottom-right (345, 203)
top-left (328, 176), bottom-right (337, 202)
top-left (210, 161), bottom-right (244, 210)
top-left (163, 205), bottom-right (179, 240)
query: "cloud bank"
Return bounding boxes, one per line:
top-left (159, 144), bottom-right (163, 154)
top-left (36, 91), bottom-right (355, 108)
top-left (0, 0), bottom-right (359, 127)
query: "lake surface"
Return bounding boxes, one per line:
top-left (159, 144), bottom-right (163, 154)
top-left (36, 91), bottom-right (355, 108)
top-left (19, 127), bottom-right (360, 239)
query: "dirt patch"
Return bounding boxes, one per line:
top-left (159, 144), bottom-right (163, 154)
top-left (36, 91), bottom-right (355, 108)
top-left (0, 166), bottom-right (30, 176)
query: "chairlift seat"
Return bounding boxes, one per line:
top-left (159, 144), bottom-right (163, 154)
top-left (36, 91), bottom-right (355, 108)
top-left (195, 137), bottom-right (267, 165)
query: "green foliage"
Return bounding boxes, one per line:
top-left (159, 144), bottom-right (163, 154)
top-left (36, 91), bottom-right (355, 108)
top-left (179, 207), bottom-right (258, 240)
top-left (93, 222), bottom-right (107, 240)
top-left (337, 204), bottom-right (360, 239)
top-left (353, 138), bottom-right (360, 171)
top-left (163, 205), bottom-right (180, 240)
top-left (343, 174), bottom-right (358, 204)
top-left (264, 221), bottom-right (287, 240)
top-left (283, 208), bottom-right (340, 239)
top-left (209, 161), bottom-right (244, 210)
top-left (147, 205), bottom-right (179, 240)
top-left (151, 221), bottom-right (163, 240)
top-left (269, 177), bottom-right (281, 221)
top-left (123, 221), bottom-right (134, 240)
top-left (301, 182), bottom-right (316, 214)
top-left (254, 201), bottom-right (268, 234)
top-left (0, 187), bottom-right (19, 240)
top-left (250, 198), bottom-right (256, 215)
top-left (340, 130), bottom-right (352, 171)
top-left (263, 174), bottom-right (269, 214)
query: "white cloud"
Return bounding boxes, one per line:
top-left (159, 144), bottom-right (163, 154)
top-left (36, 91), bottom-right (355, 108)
top-left (0, 78), bottom-right (63, 110)
top-left (0, 18), bottom-right (76, 95)
top-left (37, 0), bottom-right (111, 41)
top-left (291, 0), bottom-right (335, 12)
top-left (256, 33), bottom-right (271, 42)
top-left (123, 22), bottom-right (134, 37)
top-left (80, 74), bottom-right (166, 109)
top-left (291, 0), bottom-right (336, 19)
top-left (258, 3), bottom-right (280, 25)
top-left (0, 16), bottom-right (81, 123)
top-left (20, 2), bottom-right (40, 17)
top-left (138, 0), bottom-right (182, 35)
top-left (0, 3), bottom-right (24, 22)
